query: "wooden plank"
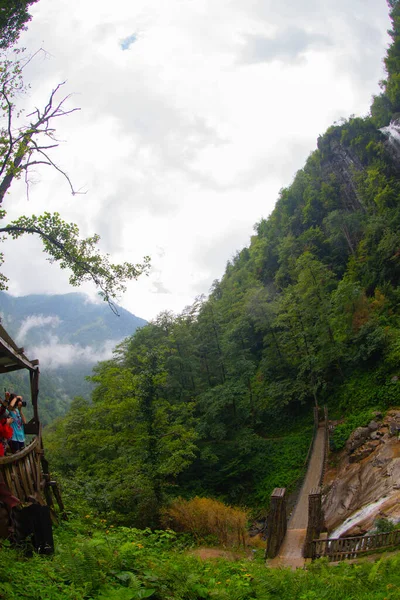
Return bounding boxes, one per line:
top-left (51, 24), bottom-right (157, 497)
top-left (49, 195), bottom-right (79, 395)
top-left (0, 331), bottom-right (38, 372)
top-left (4, 466), bottom-right (16, 497)
top-left (35, 454), bottom-right (46, 505)
top-left (11, 463), bottom-right (24, 500)
top-left (0, 438), bottom-right (38, 466)
top-left (26, 453), bottom-right (36, 492)
top-left (18, 457), bottom-right (33, 497)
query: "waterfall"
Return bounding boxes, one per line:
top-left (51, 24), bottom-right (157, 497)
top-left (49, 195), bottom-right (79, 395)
top-left (380, 121), bottom-right (400, 152)
top-left (330, 496), bottom-right (389, 538)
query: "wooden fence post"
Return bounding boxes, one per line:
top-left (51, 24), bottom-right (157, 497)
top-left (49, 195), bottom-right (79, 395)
top-left (265, 488), bottom-right (287, 559)
top-left (324, 405), bottom-right (329, 457)
top-left (304, 487), bottom-right (324, 558)
top-left (313, 407), bottom-right (319, 429)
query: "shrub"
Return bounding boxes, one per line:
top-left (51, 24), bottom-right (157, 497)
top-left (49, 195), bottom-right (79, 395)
top-left (161, 497), bottom-right (248, 547)
top-left (374, 517), bottom-right (395, 533)
top-left (331, 409), bottom-right (376, 451)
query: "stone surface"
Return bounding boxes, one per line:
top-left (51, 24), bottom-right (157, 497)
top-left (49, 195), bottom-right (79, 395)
top-left (349, 441), bottom-right (381, 463)
top-left (323, 411), bottom-right (400, 533)
top-left (345, 427), bottom-right (371, 452)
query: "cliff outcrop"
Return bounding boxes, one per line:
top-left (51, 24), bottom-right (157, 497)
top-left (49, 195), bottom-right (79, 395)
top-left (323, 409), bottom-right (400, 536)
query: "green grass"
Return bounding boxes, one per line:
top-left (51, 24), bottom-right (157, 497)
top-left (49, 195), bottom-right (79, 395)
top-left (3, 517), bottom-right (400, 599)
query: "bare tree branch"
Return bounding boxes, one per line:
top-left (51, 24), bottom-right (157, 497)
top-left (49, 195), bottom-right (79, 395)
top-left (0, 61), bottom-right (82, 203)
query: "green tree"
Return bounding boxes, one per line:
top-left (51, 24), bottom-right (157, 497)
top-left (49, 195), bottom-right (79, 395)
top-left (0, 0), bottom-right (38, 49)
top-left (0, 50), bottom-right (150, 308)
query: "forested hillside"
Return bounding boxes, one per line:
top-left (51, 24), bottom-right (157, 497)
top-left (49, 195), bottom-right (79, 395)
top-left (46, 1), bottom-right (400, 526)
top-left (0, 292), bottom-right (146, 423)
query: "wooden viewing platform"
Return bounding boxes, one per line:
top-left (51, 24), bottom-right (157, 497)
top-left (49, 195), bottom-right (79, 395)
top-left (0, 322), bottom-right (63, 526)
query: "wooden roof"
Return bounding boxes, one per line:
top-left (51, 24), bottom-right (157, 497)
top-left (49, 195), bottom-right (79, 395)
top-left (0, 323), bottom-right (39, 374)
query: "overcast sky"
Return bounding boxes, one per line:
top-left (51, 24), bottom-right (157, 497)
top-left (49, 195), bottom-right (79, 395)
top-left (1, 0), bottom-right (391, 320)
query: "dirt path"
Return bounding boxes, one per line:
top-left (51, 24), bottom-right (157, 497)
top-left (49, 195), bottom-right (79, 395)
top-left (268, 426), bottom-right (326, 569)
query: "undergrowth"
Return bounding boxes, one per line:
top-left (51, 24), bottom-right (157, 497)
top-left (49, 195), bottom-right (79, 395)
top-left (331, 408), bottom-right (378, 451)
top-left (161, 497), bottom-right (248, 547)
top-left (2, 517), bottom-right (400, 599)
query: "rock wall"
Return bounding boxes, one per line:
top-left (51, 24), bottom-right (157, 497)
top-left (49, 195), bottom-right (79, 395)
top-left (323, 410), bottom-right (400, 536)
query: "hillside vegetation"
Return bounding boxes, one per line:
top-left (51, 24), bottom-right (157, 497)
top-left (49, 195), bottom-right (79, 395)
top-left (3, 517), bottom-right (400, 600)
top-left (45, 1), bottom-right (400, 527)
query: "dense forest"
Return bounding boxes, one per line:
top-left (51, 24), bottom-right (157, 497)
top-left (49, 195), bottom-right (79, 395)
top-left (44, 1), bottom-right (400, 528)
top-left (4, 2), bottom-right (400, 600)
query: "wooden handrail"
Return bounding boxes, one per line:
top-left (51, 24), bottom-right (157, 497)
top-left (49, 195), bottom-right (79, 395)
top-left (312, 529), bottom-right (400, 561)
top-left (314, 530), bottom-right (400, 544)
top-left (0, 437), bottom-right (39, 465)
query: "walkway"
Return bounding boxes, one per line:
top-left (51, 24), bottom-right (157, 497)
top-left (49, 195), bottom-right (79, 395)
top-left (268, 426), bottom-right (326, 569)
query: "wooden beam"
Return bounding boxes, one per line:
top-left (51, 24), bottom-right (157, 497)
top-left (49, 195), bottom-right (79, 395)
top-left (0, 364), bottom-right (27, 374)
top-left (0, 333), bottom-right (37, 371)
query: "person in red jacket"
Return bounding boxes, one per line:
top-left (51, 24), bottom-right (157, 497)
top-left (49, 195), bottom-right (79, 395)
top-left (0, 416), bottom-right (13, 457)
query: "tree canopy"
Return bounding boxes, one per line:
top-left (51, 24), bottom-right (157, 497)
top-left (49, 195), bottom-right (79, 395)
top-left (0, 0), bottom-right (38, 49)
top-left (0, 49), bottom-right (150, 309)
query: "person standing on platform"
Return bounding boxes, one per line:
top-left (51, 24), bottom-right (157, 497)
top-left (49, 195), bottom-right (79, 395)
top-left (7, 395), bottom-right (26, 453)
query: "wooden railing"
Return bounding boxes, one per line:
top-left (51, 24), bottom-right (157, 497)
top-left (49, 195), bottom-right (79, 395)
top-left (0, 437), bottom-right (45, 504)
top-left (312, 530), bottom-right (400, 561)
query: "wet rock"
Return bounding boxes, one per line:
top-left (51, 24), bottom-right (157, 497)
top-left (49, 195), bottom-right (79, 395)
top-left (249, 519), bottom-right (266, 537)
top-left (319, 139), bottom-right (365, 212)
top-left (346, 427), bottom-right (371, 453)
top-left (372, 456), bottom-right (390, 468)
top-left (346, 524), bottom-right (368, 537)
top-left (388, 420), bottom-right (399, 437)
top-left (349, 441), bottom-right (381, 463)
top-left (323, 422), bottom-right (400, 533)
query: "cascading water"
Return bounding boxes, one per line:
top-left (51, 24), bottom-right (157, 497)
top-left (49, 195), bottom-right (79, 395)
top-left (380, 120), bottom-right (400, 156)
top-left (330, 496), bottom-right (389, 538)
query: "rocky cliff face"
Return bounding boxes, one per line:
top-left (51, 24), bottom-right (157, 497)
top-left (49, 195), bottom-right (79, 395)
top-left (323, 140), bottom-right (365, 213)
top-left (323, 409), bottom-right (400, 537)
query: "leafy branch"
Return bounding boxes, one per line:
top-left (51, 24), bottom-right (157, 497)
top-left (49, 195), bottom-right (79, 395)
top-left (0, 50), bottom-right (151, 310)
top-left (0, 212), bottom-right (150, 313)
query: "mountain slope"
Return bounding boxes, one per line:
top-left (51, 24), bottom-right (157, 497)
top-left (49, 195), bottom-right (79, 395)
top-left (0, 292), bottom-right (147, 423)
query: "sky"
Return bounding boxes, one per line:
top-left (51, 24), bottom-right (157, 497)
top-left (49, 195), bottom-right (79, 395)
top-left (0, 0), bottom-right (392, 321)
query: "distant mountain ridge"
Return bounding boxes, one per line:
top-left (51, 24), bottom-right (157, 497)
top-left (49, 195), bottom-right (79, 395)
top-left (0, 292), bottom-right (147, 423)
top-left (0, 292), bottom-right (146, 349)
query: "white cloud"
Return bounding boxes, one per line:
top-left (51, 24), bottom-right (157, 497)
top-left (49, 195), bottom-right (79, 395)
top-left (17, 315), bottom-right (61, 342)
top-left (0, 0), bottom-right (391, 320)
top-left (28, 336), bottom-right (118, 369)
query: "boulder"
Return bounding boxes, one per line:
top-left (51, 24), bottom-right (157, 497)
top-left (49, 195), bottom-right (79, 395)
top-left (349, 441), bottom-right (381, 463)
top-left (346, 427), bottom-right (371, 453)
top-left (388, 420), bottom-right (399, 437)
top-left (368, 421), bottom-right (379, 432)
